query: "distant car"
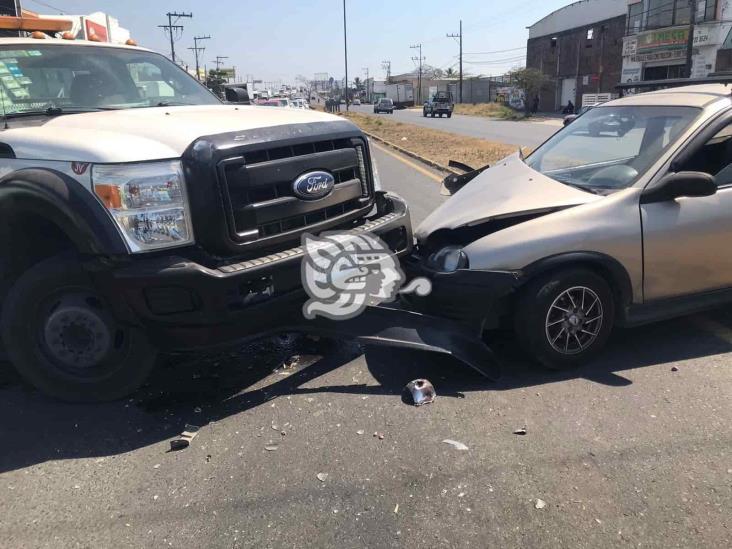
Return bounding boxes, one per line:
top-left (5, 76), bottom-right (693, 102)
top-left (563, 104), bottom-right (599, 126)
top-left (423, 91), bottom-right (454, 118)
top-left (262, 98), bottom-right (291, 107)
top-left (374, 98), bottom-right (394, 114)
top-left (353, 98), bottom-right (361, 106)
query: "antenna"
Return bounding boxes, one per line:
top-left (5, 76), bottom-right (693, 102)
top-left (0, 83), bottom-right (8, 130)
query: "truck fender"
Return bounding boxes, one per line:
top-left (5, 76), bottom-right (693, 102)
top-left (0, 168), bottom-right (128, 255)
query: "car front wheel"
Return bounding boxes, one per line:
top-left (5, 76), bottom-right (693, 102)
top-left (514, 268), bottom-right (614, 370)
top-left (1, 254), bottom-right (158, 402)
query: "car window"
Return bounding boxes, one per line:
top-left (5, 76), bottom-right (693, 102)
top-left (527, 106), bottom-right (700, 192)
top-left (0, 44), bottom-right (219, 114)
top-left (680, 122), bottom-right (732, 186)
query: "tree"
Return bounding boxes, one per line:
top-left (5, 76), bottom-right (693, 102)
top-left (507, 67), bottom-right (548, 114)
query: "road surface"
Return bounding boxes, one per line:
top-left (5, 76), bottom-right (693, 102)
top-left (351, 104), bottom-right (561, 148)
top-left (0, 146), bottom-right (730, 549)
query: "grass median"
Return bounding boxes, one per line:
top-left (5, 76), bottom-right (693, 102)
top-left (341, 111), bottom-right (520, 169)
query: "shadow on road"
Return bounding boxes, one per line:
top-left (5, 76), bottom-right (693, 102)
top-left (1, 311), bottom-right (730, 473)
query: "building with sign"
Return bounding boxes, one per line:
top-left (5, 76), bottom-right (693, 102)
top-left (622, 0), bottom-right (732, 87)
top-left (526, 0), bottom-right (628, 111)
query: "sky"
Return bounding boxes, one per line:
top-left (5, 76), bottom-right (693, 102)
top-left (22, 0), bottom-right (572, 85)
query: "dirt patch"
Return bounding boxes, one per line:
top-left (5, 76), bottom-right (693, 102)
top-left (453, 103), bottom-right (519, 119)
top-left (341, 111), bottom-right (520, 169)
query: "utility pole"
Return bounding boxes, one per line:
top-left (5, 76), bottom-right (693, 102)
top-left (447, 20), bottom-right (463, 103)
top-left (212, 56), bottom-right (229, 71)
top-left (158, 11), bottom-right (192, 64)
top-left (382, 60), bottom-right (391, 84)
top-left (410, 43), bottom-right (425, 104)
top-left (363, 67), bottom-right (369, 103)
top-left (343, 0), bottom-right (349, 110)
top-left (685, 0), bottom-right (697, 78)
top-left (188, 35), bottom-right (210, 82)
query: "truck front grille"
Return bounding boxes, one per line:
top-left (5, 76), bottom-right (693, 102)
top-left (218, 137), bottom-right (373, 246)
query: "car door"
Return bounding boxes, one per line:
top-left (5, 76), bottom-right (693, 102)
top-left (642, 113), bottom-right (732, 301)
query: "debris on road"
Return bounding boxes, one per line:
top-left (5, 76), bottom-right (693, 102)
top-left (513, 427), bottom-right (528, 436)
top-left (283, 355), bottom-right (300, 369)
top-left (394, 503), bottom-right (399, 514)
top-left (535, 499), bottom-right (547, 509)
top-left (193, 407), bottom-right (202, 414)
top-left (671, 366), bottom-right (679, 372)
top-left (264, 443), bottom-right (279, 452)
top-left (374, 432), bottom-right (385, 440)
top-left (442, 439), bottom-right (469, 451)
top-left (356, 430), bottom-right (365, 435)
top-left (405, 379), bottom-right (436, 407)
top-left (169, 424), bottom-right (201, 451)
top-left (316, 473), bottom-right (328, 482)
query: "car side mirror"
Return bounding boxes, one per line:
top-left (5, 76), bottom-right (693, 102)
top-left (641, 171), bottom-right (717, 204)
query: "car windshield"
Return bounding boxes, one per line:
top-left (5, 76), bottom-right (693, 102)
top-left (0, 44), bottom-right (220, 115)
top-left (527, 105), bottom-right (700, 192)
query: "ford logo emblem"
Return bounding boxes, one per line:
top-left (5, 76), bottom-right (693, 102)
top-left (293, 171), bottom-right (335, 200)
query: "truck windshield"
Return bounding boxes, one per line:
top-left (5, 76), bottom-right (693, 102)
top-left (0, 44), bottom-right (220, 115)
top-left (527, 106), bottom-right (700, 192)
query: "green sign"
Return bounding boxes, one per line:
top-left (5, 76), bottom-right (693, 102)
top-left (637, 28), bottom-right (689, 52)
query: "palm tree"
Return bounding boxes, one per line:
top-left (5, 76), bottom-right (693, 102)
top-left (446, 67), bottom-right (456, 77)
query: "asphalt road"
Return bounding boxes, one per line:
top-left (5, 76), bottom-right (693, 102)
top-left (1, 146), bottom-right (730, 548)
top-left (350, 104), bottom-right (561, 148)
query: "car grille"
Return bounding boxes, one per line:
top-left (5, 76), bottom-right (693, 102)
top-left (218, 137), bottom-right (373, 246)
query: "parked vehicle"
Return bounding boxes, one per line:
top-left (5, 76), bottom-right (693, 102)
top-left (409, 84), bottom-right (732, 369)
top-left (0, 37), bottom-right (410, 401)
top-left (263, 98), bottom-right (291, 107)
top-left (423, 91), bottom-right (454, 118)
top-left (384, 83), bottom-right (414, 109)
top-left (374, 98), bottom-right (394, 114)
top-left (353, 98), bottom-right (361, 106)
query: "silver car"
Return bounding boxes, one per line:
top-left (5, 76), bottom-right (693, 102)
top-left (409, 84), bottom-right (732, 369)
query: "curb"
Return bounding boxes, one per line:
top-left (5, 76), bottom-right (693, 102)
top-left (361, 131), bottom-right (458, 175)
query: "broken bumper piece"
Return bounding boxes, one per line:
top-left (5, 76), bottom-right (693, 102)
top-left (288, 304), bottom-right (500, 380)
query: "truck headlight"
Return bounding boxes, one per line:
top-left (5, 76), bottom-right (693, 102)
top-left (92, 160), bottom-right (194, 253)
top-left (428, 245), bottom-right (469, 272)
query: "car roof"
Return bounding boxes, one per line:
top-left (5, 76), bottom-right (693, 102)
top-left (607, 84), bottom-right (732, 108)
top-left (0, 36), bottom-right (151, 52)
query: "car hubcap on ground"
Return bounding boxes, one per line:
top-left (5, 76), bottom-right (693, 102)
top-left (41, 292), bottom-right (115, 372)
top-left (545, 286), bottom-right (603, 355)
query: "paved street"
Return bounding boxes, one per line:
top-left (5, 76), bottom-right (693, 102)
top-left (1, 146), bottom-right (731, 548)
top-left (350, 104), bottom-right (561, 148)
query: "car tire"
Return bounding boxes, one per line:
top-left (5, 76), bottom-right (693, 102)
top-left (447, 113), bottom-right (452, 118)
top-left (1, 254), bottom-right (158, 402)
top-left (514, 268), bottom-right (614, 370)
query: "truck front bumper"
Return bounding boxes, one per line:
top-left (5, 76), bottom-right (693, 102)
top-left (93, 192), bottom-right (411, 351)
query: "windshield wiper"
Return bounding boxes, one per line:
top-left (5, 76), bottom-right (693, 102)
top-left (155, 101), bottom-right (195, 107)
top-left (555, 179), bottom-right (604, 195)
top-left (6, 106), bottom-right (118, 118)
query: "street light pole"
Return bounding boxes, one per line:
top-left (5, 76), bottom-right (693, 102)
top-left (685, 0), bottom-right (697, 78)
top-left (343, 0), bottom-right (349, 111)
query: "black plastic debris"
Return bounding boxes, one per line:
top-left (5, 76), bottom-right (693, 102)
top-left (169, 424), bottom-right (200, 451)
top-left (513, 428), bottom-right (527, 436)
top-left (405, 379), bottom-right (436, 407)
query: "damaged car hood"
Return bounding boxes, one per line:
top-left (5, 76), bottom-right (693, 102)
top-left (416, 153), bottom-right (603, 240)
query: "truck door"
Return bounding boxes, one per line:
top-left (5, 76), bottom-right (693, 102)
top-left (642, 114), bottom-right (732, 300)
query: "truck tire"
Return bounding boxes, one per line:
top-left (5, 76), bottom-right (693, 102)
top-left (1, 254), bottom-right (157, 402)
top-left (423, 109), bottom-right (428, 117)
top-left (514, 268), bottom-right (614, 370)
top-left (447, 113), bottom-right (452, 118)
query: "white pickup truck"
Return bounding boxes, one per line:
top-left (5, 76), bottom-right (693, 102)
top-left (0, 37), bottom-right (411, 401)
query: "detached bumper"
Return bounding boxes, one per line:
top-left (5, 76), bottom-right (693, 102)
top-left (92, 192), bottom-right (411, 350)
top-left (402, 254), bottom-right (522, 329)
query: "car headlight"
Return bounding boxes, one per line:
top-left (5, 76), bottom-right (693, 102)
top-left (428, 245), bottom-right (469, 272)
top-left (92, 160), bottom-right (194, 253)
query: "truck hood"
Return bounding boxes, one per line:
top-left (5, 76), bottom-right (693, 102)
top-left (415, 153), bottom-right (603, 241)
top-left (1, 105), bottom-right (349, 163)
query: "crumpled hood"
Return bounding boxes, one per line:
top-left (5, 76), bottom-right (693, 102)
top-left (415, 152), bottom-right (602, 240)
top-left (1, 105), bottom-right (350, 163)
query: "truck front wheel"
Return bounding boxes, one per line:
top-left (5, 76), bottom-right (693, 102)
top-left (1, 254), bottom-right (157, 402)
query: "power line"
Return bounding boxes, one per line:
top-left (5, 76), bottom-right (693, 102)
top-left (464, 46), bottom-right (526, 55)
top-left (188, 35), bottom-right (210, 82)
top-left (446, 20), bottom-right (463, 103)
top-left (159, 11), bottom-right (193, 64)
top-left (27, 0), bottom-right (65, 13)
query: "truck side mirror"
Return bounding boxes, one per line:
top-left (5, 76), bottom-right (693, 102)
top-left (641, 171), bottom-right (717, 204)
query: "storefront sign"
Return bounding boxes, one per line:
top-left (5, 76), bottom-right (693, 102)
top-left (631, 49), bottom-right (686, 63)
top-left (622, 37), bottom-right (637, 57)
top-left (636, 28), bottom-right (689, 52)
